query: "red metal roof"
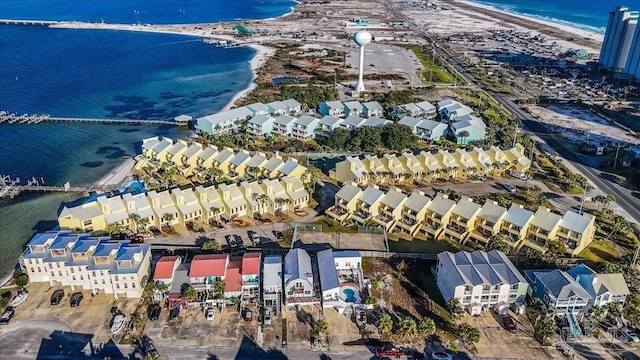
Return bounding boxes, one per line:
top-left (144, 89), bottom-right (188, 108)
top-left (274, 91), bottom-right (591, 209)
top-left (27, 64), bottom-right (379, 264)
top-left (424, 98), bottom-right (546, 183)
top-left (242, 252), bottom-right (261, 275)
top-left (153, 256), bottom-right (179, 280)
top-left (190, 254), bottom-right (228, 278)
top-left (225, 258), bottom-right (243, 292)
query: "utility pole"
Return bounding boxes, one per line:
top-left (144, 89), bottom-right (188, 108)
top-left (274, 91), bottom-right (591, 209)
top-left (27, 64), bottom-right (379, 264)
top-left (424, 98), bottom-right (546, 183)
top-left (578, 181), bottom-right (588, 215)
top-left (613, 142), bottom-right (621, 169)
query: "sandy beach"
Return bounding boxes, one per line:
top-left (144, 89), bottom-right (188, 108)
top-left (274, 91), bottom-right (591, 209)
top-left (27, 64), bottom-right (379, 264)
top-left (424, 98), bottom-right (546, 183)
top-left (221, 44), bottom-right (275, 112)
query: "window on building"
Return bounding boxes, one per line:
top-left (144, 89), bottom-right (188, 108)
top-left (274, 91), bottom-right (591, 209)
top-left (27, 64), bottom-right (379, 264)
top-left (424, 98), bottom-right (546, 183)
top-left (102, 279), bottom-right (105, 284)
top-left (70, 267), bottom-right (74, 273)
top-left (483, 285), bottom-right (490, 291)
top-left (124, 283), bottom-right (128, 289)
top-left (94, 280), bottom-right (98, 285)
top-left (72, 276), bottom-right (76, 281)
top-left (92, 271), bottom-right (96, 277)
top-left (58, 271), bottom-right (62, 276)
top-left (511, 284), bottom-right (519, 290)
top-left (57, 263), bottom-right (61, 268)
top-left (51, 272), bottom-right (55, 276)
top-left (116, 284), bottom-right (120, 289)
top-left (28, 259), bottom-right (33, 265)
top-left (48, 263), bottom-right (53, 269)
top-left (30, 268), bottom-right (34, 273)
top-left (80, 275), bottom-right (83, 280)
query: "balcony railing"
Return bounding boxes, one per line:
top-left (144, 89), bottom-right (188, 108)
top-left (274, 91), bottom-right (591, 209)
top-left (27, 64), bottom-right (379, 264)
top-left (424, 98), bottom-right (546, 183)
top-left (446, 223), bottom-right (466, 234)
top-left (353, 210), bottom-right (370, 220)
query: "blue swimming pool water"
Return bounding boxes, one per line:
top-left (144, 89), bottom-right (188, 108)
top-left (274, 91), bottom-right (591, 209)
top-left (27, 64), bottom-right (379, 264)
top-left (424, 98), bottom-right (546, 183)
top-left (123, 180), bottom-right (146, 195)
top-left (343, 288), bottom-right (357, 303)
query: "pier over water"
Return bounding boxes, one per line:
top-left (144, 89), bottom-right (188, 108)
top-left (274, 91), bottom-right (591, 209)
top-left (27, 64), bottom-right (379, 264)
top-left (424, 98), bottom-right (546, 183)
top-left (0, 111), bottom-right (185, 126)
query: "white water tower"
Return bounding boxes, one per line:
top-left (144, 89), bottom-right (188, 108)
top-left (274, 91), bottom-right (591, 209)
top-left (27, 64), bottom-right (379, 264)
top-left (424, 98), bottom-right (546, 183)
top-left (353, 31), bottom-right (372, 92)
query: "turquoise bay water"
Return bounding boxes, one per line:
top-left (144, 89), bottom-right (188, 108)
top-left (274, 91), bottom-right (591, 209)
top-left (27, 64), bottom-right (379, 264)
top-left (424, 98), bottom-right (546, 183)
top-left (469, 0), bottom-right (624, 34)
top-left (0, 0), bottom-right (295, 278)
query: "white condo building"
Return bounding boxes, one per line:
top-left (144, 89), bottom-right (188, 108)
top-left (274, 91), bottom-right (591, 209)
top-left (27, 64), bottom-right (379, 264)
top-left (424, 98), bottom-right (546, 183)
top-left (600, 6), bottom-right (640, 76)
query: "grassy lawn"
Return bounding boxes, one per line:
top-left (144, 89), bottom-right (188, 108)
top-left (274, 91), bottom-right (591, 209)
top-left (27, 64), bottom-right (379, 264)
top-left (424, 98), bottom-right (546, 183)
top-left (410, 45), bottom-right (456, 84)
top-left (578, 240), bottom-right (621, 267)
top-left (310, 217), bottom-right (358, 233)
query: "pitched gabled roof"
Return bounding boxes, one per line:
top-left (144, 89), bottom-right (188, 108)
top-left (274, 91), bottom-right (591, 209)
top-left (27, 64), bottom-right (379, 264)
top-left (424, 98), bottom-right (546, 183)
top-left (284, 248), bottom-right (313, 286)
top-left (381, 189), bottom-right (407, 209)
top-left (317, 249), bottom-right (339, 292)
top-left (398, 116), bottom-right (422, 128)
top-left (359, 186), bottom-right (385, 205)
top-left (531, 208), bottom-right (562, 231)
top-left (503, 205), bottom-right (534, 227)
top-left (404, 192), bottom-right (431, 212)
top-left (451, 198), bottom-right (482, 220)
top-left (282, 98), bottom-right (302, 109)
top-left (319, 115), bottom-right (343, 127)
top-left (427, 195), bottom-right (456, 216)
top-left (477, 202), bottom-right (507, 224)
top-left (362, 101), bottom-right (383, 111)
top-left (415, 100), bottom-right (436, 112)
top-left (437, 250), bottom-right (525, 289)
top-left (529, 269), bottom-right (592, 300)
top-left (190, 254), bottom-right (228, 278)
top-left (242, 252), bottom-right (261, 275)
top-left (335, 183), bottom-right (362, 202)
top-left (224, 258), bottom-right (243, 292)
top-left (154, 256), bottom-right (180, 280)
top-left (559, 211), bottom-right (592, 234)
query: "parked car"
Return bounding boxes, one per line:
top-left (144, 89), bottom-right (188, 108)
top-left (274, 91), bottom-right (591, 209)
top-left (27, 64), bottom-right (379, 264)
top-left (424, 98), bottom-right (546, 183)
top-left (234, 234), bottom-right (244, 247)
top-left (169, 307), bottom-right (180, 320)
top-left (376, 345), bottom-right (405, 358)
top-left (272, 230), bottom-right (284, 241)
top-left (622, 328), bottom-right (639, 343)
top-left (225, 234), bottom-right (237, 248)
top-left (70, 292), bottom-right (83, 307)
top-left (149, 226), bottom-right (161, 236)
top-left (205, 307), bottom-right (215, 321)
top-left (248, 231), bottom-right (260, 245)
top-left (503, 315), bottom-right (517, 332)
top-left (147, 304), bottom-right (161, 321)
top-left (243, 309), bottom-right (253, 322)
top-left (431, 351), bottom-right (453, 360)
top-left (510, 170), bottom-right (528, 180)
top-left (50, 289), bottom-right (64, 305)
top-left (263, 309), bottom-right (271, 325)
top-left (0, 307), bottom-right (15, 325)
top-left (503, 183), bottom-right (517, 193)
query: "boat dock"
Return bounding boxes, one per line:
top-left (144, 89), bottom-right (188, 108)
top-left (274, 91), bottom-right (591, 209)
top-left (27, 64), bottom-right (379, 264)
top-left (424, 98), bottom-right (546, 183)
top-left (1, 159), bottom-right (136, 200)
top-left (0, 111), bottom-right (178, 126)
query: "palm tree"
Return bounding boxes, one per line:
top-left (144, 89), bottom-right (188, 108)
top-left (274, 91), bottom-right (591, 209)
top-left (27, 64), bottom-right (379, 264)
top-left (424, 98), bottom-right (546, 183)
top-left (209, 206), bottom-right (222, 221)
top-left (214, 280), bottom-right (226, 299)
top-left (128, 213), bottom-right (141, 231)
top-left (247, 166), bottom-right (259, 179)
top-left (105, 222), bottom-right (124, 237)
top-left (458, 130), bottom-right (469, 144)
top-left (606, 215), bottom-right (630, 240)
top-left (182, 285), bottom-right (197, 302)
top-left (162, 213), bottom-right (174, 226)
top-left (592, 194), bottom-right (605, 211)
top-left (138, 217), bottom-right (150, 232)
top-left (602, 194), bottom-right (615, 211)
top-left (206, 167), bottom-right (224, 184)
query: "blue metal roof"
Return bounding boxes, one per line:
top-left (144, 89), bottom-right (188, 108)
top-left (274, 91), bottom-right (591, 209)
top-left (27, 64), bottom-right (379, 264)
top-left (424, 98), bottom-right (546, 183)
top-left (27, 231), bottom-right (70, 246)
top-left (93, 241), bottom-right (124, 257)
top-left (50, 234), bottom-right (90, 250)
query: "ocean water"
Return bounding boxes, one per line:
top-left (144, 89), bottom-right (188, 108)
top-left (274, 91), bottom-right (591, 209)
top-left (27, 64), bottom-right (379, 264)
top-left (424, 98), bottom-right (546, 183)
top-left (0, 0), bottom-right (296, 279)
top-left (469, 0), bottom-right (624, 34)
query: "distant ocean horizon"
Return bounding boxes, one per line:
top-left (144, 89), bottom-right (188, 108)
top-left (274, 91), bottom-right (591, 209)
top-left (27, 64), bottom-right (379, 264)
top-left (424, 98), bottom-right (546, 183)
top-left (467, 0), bottom-right (624, 34)
top-left (0, 0), bottom-right (296, 280)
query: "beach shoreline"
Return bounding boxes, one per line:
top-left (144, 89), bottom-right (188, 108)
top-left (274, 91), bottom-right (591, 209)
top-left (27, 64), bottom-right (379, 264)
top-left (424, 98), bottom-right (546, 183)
top-left (221, 44), bottom-right (275, 112)
top-left (450, 0), bottom-right (603, 51)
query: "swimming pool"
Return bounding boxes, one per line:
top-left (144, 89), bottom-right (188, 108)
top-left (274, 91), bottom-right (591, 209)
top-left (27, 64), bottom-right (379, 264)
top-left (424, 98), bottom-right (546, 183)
top-left (123, 180), bottom-right (146, 195)
top-left (340, 286), bottom-right (361, 303)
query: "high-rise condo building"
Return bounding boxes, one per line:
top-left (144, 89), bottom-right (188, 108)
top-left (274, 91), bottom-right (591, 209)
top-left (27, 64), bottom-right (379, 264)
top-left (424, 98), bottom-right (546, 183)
top-left (600, 6), bottom-right (639, 77)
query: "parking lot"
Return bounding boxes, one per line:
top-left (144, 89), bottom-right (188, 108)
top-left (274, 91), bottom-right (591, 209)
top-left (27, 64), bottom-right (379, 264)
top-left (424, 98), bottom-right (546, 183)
top-left (144, 302), bottom-right (262, 348)
top-left (466, 311), bottom-right (552, 359)
top-left (0, 283), bottom-right (140, 357)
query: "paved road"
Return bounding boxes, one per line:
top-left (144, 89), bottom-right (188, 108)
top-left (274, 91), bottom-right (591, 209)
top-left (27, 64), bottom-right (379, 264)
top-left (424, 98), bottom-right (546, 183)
top-left (494, 94), bottom-right (640, 225)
